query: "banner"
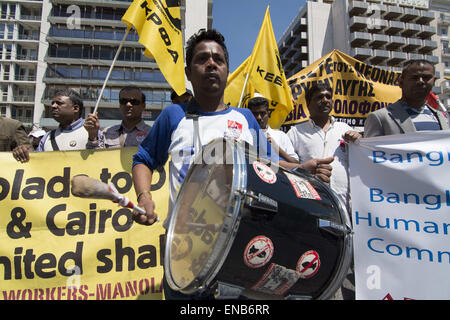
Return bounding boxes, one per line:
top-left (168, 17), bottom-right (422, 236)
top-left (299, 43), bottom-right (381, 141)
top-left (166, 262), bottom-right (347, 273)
top-left (0, 148), bottom-right (169, 300)
top-left (349, 131), bottom-right (450, 300)
top-left (286, 50), bottom-right (402, 128)
top-left (122, 0), bottom-right (186, 95)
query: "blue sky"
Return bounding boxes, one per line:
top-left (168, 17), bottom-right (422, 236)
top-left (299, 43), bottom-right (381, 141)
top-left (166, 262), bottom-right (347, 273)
top-left (212, 0), bottom-right (307, 73)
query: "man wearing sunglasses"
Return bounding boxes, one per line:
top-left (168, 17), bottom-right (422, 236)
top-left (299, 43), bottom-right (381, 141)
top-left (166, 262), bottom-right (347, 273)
top-left (85, 86), bottom-right (151, 148)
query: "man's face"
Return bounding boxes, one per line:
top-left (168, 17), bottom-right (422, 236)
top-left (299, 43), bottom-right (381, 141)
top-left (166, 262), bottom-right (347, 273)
top-left (51, 95), bottom-right (77, 123)
top-left (119, 89), bottom-right (145, 121)
top-left (399, 62), bottom-right (435, 103)
top-left (250, 104), bottom-right (269, 129)
top-left (185, 40), bottom-right (228, 97)
top-left (308, 89), bottom-right (333, 119)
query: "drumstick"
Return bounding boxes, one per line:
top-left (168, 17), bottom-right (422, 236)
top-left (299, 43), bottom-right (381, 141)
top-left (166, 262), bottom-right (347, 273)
top-left (71, 174), bottom-right (146, 215)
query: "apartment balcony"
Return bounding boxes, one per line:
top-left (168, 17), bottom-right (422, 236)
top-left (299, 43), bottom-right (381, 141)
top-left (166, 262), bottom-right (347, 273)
top-left (419, 40), bottom-right (438, 54)
top-left (292, 18), bottom-right (307, 35)
top-left (401, 23), bottom-right (421, 37)
top-left (291, 32), bottom-right (307, 49)
top-left (46, 36), bottom-right (142, 48)
top-left (423, 55), bottom-right (439, 65)
top-left (350, 32), bottom-right (371, 47)
top-left (386, 36), bottom-right (406, 51)
top-left (349, 1), bottom-right (368, 17)
top-left (50, 0), bottom-right (131, 9)
top-left (443, 46), bottom-right (450, 58)
top-left (400, 8), bottom-right (420, 23)
top-left (366, 4), bottom-right (387, 17)
top-left (17, 34), bottom-right (40, 41)
top-left (384, 5), bottom-right (403, 20)
top-left (370, 49), bottom-right (390, 64)
top-left (370, 33), bottom-right (389, 48)
top-left (439, 13), bottom-right (450, 26)
top-left (416, 10), bottom-right (434, 25)
top-left (387, 51), bottom-right (407, 66)
top-left (445, 68), bottom-right (450, 76)
top-left (292, 46), bottom-right (308, 62)
top-left (47, 16), bottom-right (124, 28)
top-left (367, 18), bottom-right (387, 32)
top-left (403, 38), bottom-right (422, 52)
top-left (417, 25), bottom-right (436, 39)
top-left (351, 48), bottom-right (372, 61)
top-left (45, 57), bottom-right (157, 69)
top-left (385, 20), bottom-right (405, 35)
top-left (408, 53), bottom-right (424, 60)
top-left (349, 16), bottom-right (368, 32)
top-left (441, 80), bottom-right (450, 93)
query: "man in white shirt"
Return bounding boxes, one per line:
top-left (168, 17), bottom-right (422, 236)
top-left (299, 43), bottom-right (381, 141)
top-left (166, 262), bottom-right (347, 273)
top-left (12, 90), bottom-right (88, 162)
top-left (287, 83), bottom-right (361, 301)
top-left (287, 83), bottom-right (361, 213)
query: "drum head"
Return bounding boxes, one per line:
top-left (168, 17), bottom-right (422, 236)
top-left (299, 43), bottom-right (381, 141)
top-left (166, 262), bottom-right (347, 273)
top-left (164, 138), bottom-right (246, 294)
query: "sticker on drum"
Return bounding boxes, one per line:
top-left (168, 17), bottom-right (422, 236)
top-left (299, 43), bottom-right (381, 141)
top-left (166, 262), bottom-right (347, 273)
top-left (251, 263), bottom-right (301, 296)
top-left (243, 235), bottom-right (274, 268)
top-left (252, 161), bottom-right (277, 184)
top-left (296, 250), bottom-right (321, 279)
top-left (284, 172), bottom-right (322, 200)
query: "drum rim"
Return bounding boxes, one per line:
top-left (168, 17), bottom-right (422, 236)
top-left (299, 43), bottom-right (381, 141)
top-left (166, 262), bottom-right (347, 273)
top-left (315, 185), bottom-right (353, 300)
top-left (164, 138), bottom-right (247, 295)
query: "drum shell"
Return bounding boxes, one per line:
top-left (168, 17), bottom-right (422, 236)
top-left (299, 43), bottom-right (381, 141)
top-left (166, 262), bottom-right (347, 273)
top-left (214, 157), bottom-right (349, 299)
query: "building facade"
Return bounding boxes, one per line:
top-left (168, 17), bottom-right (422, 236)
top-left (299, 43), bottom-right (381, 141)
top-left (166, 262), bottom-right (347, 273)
top-left (0, 0), bottom-right (213, 130)
top-left (278, 0), bottom-right (449, 109)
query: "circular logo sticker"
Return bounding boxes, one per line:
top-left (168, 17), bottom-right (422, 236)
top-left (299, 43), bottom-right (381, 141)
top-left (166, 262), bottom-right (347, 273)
top-left (243, 236), bottom-right (274, 268)
top-left (296, 250), bottom-right (320, 279)
top-left (253, 161), bottom-right (277, 184)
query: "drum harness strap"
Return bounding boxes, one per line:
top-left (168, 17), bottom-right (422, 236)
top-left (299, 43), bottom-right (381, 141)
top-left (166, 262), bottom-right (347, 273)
top-left (185, 99), bottom-right (203, 158)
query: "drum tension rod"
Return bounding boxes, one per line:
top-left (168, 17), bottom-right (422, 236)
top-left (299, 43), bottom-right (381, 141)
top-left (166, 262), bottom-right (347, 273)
top-left (237, 190), bottom-right (278, 213)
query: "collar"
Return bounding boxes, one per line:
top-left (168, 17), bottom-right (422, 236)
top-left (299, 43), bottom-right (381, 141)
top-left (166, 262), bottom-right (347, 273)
top-left (120, 119), bottom-right (147, 133)
top-left (308, 116), bottom-right (335, 128)
top-left (59, 117), bottom-right (84, 131)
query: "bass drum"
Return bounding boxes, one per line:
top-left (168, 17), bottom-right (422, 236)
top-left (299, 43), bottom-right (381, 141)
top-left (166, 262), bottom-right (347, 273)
top-left (164, 138), bottom-right (352, 299)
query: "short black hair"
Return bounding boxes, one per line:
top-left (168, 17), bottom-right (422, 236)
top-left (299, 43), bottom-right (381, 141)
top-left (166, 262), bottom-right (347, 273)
top-left (185, 29), bottom-right (229, 70)
top-left (54, 89), bottom-right (84, 118)
top-left (305, 83), bottom-right (332, 106)
top-left (402, 59), bottom-right (435, 77)
top-left (247, 96), bottom-right (269, 111)
top-left (119, 86), bottom-right (145, 103)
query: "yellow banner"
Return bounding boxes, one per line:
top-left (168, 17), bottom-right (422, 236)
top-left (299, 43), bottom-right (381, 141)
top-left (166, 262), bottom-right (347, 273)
top-left (122, 0), bottom-right (186, 95)
top-left (0, 148), bottom-right (168, 300)
top-left (286, 49), bottom-right (402, 128)
top-left (244, 6), bottom-right (294, 129)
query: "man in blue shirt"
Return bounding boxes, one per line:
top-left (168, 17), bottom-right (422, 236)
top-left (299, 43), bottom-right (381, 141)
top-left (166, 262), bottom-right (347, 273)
top-left (131, 29), bottom-right (332, 227)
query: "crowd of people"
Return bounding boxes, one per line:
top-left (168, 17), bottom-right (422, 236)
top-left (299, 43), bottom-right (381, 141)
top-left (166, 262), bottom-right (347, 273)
top-left (1, 28), bottom-right (449, 300)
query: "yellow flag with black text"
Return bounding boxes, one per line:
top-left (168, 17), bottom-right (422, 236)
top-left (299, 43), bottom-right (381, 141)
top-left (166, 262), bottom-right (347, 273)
top-left (122, 0), bottom-right (186, 95)
top-left (245, 6), bottom-right (294, 129)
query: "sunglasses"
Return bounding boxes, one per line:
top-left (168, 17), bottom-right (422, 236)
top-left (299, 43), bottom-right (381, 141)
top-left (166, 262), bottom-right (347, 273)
top-left (119, 98), bottom-right (142, 105)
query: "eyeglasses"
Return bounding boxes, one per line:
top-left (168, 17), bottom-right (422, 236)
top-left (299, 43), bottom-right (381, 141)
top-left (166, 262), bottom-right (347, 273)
top-left (119, 98), bottom-right (142, 105)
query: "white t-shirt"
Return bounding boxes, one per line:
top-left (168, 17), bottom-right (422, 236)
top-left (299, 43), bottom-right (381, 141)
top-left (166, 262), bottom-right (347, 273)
top-left (264, 126), bottom-right (299, 161)
top-left (287, 117), bottom-right (353, 212)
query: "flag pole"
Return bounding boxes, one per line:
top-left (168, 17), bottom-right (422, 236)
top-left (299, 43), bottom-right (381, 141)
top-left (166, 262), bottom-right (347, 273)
top-left (93, 26), bottom-right (131, 115)
top-left (237, 72), bottom-right (250, 108)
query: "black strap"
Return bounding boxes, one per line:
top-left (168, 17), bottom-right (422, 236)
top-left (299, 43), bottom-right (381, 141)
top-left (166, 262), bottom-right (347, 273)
top-left (49, 130), bottom-right (59, 151)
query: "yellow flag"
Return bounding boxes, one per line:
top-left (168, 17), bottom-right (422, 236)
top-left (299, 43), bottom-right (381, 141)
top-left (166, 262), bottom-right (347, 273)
top-left (122, 0), bottom-right (186, 95)
top-left (224, 57), bottom-right (255, 108)
top-left (245, 6), bottom-right (294, 129)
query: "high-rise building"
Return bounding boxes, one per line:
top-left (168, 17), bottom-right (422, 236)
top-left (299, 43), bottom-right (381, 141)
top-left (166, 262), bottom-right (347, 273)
top-left (431, 0), bottom-right (449, 107)
top-left (0, 0), bottom-right (213, 130)
top-left (278, 0), bottom-right (448, 109)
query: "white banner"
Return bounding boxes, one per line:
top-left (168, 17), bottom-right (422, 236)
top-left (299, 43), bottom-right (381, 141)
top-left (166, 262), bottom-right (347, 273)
top-left (349, 131), bottom-right (450, 300)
